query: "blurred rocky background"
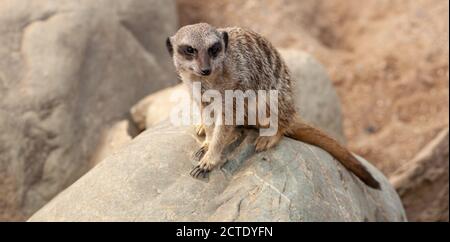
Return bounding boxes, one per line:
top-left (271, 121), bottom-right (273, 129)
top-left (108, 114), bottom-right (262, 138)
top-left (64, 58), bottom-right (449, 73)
top-left (0, 0), bottom-right (178, 221)
top-left (0, 0), bottom-right (448, 221)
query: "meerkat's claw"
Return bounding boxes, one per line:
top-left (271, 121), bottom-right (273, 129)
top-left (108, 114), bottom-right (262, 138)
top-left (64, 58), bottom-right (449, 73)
top-left (195, 124), bottom-right (206, 136)
top-left (190, 165), bottom-right (209, 178)
top-left (255, 135), bottom-right (281, 152)
top-left (189, 166), bottom-right (200, 177)
top-left (190, 152), bottom-right (220, 179)
top-left (197, 156), bottom-right (217, 171)
top-left (192, 143), bottom-right (209, 161)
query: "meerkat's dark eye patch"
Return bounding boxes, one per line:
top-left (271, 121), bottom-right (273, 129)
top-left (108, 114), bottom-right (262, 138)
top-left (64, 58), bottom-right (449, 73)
top-left (208, 42), bottom-right (222, 58)
top-left (178, 45), bottom-right (197, 59)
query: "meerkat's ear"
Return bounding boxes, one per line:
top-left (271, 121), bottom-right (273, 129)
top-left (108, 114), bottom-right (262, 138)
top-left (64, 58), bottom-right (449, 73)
top-left (222, 31), bottom-right (229, 51)
top-left (166, 37), bottom-right (174, 57)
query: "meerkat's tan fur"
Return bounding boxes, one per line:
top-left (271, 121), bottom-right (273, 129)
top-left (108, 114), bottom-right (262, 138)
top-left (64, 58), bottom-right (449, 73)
top-left (166, 23), bottom-right (380, 189)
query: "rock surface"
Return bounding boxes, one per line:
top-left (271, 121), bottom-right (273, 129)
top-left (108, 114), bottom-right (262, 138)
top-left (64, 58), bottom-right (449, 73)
top-left (391, 128), bottom-right (449, 222)
top-left (0, 0), bottom-right (177, 220)
top-left (131, 49), bottom-right (346, 143)
top-left (29, 123), bottom-right (406, 222)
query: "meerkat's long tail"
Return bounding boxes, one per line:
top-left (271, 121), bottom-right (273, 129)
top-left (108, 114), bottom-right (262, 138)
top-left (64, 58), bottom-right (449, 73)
top-left (286, 116), bottom-right (381, 189)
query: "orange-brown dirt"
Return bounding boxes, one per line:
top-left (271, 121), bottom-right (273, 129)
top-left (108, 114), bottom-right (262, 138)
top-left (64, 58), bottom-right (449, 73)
top-left (176, 0), bottom-right (449, 176)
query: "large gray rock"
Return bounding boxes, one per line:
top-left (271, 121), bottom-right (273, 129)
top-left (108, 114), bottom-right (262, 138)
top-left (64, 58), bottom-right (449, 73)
top-left (0, 0), bottom-right (177, 220)
top-left (131, 49), bottom-right (346, 143)
top-left (29, 123), bottom-right (406, 221)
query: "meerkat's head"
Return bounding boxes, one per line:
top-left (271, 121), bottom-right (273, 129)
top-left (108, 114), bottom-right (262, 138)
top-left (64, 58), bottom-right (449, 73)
top-left (166, 23), bottom-right (228, 79)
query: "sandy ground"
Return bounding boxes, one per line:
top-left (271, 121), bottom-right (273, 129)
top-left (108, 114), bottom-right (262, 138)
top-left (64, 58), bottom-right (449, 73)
top-left (176, 0), bottom-right (449, 176)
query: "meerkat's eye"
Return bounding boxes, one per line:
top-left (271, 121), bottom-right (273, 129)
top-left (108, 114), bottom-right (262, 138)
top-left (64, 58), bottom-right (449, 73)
top-left (208, 42), bottom-right (222, 58)
top-left (185, 46), bottom-right (195, 55)
top-left (178, 45), bottom-right (197, 57)
top-left (178, 45), bottom-right (196, 59)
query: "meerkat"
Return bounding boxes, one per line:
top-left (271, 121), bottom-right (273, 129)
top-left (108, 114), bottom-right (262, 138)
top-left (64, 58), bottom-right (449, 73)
top-left (166, 23), bottom-right (381, 189)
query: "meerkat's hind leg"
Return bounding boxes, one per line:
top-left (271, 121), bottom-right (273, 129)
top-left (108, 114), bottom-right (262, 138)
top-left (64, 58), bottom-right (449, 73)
top-left (254, 131), bottom-right (284, 152)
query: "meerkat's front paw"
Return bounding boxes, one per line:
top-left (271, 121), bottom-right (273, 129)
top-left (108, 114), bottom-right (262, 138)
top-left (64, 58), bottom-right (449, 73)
top-left (192, 142), bottom-right (209, 161)
top-left (190, 153), bottom-right (220, 178)
top-left (195, 124), bottom-right (206, 136)
top-left (254, 135), bottom-right (282, 152)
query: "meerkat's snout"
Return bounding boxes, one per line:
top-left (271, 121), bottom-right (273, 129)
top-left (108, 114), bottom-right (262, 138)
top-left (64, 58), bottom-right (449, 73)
top-left (200, 69), bottom-right (211, 76)
top-left (197, 51), bottom-right (212, 76)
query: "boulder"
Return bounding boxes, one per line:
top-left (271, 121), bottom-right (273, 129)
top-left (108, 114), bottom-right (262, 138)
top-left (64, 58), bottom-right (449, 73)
top-left (391, 128), bottom-right (449, 222)
top-left (131, 49), bottom-right (346, 143)
top-left (29, 123), bottom-right (406, 222)
top-left (0, 0), bottom-right (178, 220)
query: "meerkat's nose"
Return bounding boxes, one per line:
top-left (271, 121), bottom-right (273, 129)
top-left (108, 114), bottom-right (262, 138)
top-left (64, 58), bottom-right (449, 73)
top-left (200, 69), bottom-right (211, 76)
